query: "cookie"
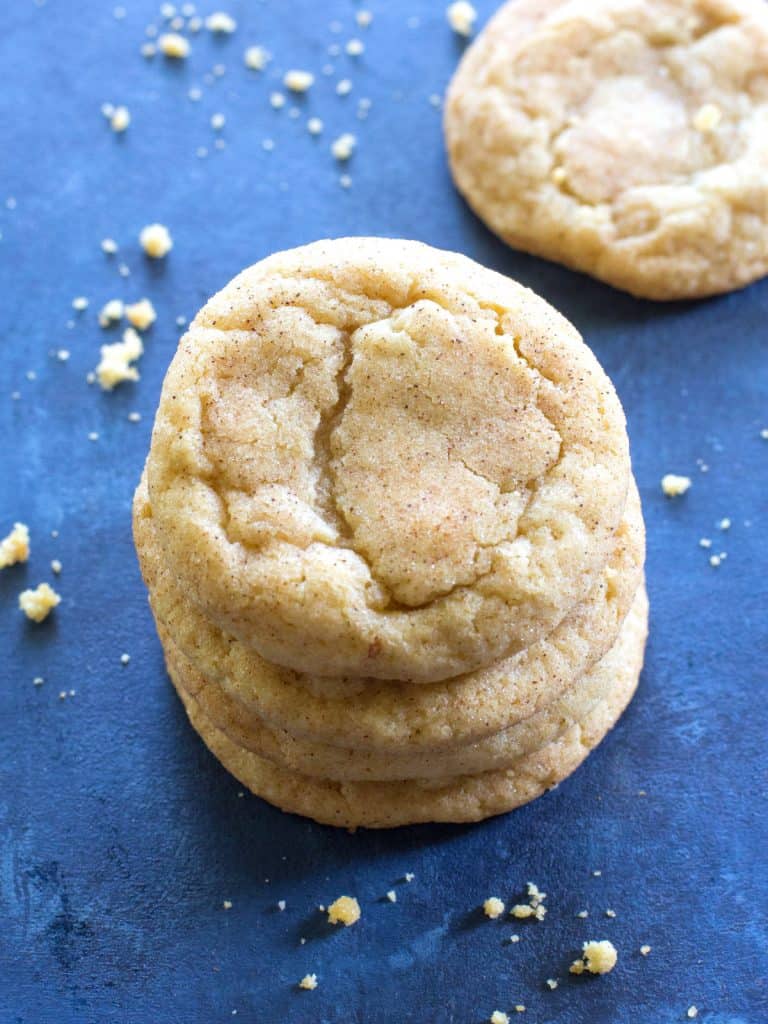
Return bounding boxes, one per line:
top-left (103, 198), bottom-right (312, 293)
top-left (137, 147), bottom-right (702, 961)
top-left (170, 587), bottom-right (647, 827)
top-left (161, 586), bottom-right (647, 782)
top-left (134, 472), bottom-right (644, 752)
top-left (445, 0), bottom-right (768, 300)
top-left (145, 238), bottom-right (629, 682)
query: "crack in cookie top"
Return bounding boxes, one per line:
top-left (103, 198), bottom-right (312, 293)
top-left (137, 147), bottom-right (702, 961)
top-left (146, 238), bottom-right (629, 682)
top-left (445, 0), bottom-right (768, 300)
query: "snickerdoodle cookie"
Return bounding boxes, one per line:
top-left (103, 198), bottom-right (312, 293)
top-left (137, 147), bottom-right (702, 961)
top-left (134, 472), bottom-right (644, 753)
top-left (445, 0), bottom-right (768, 300)
top-left (145, 238), bottom-right (629, 683)
top-left (169, 587), bottom-right (647, 827)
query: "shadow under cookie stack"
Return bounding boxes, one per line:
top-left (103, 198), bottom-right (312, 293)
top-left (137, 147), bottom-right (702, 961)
top-left (133, 238), bottom-right (647, 829)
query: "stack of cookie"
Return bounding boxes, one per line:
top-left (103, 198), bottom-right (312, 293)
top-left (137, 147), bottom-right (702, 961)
top-left (134, 238), bottom-right (647, 829)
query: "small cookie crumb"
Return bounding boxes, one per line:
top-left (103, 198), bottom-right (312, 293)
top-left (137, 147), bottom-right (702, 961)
top-left (120, 653), bottom-right (131, 665)
top-left (640, 945), bottom-right (651, 956)
top-left (101, 238), bottom-right (118, 255)
top-left (96, 328), bottom-right (143, 390)
top-left (222, 900), bottom-right (233, 910)
top-left (211, 112), bottom-right (226, 131)
top-left (509, 934), bottom-right (520, 943)
top-left (0, 522), bottom-right (30, 569)
top-left (483, 897), bottom-right (505, 919)
top-left (404, 872), bottom-right (415, 883)
top-left (19, 582), bottom-right (61, 622)
top-left (546, 979), bottom-right (558, 990)
top-left (717, 517), bottom-right (731, 530)
top-left (356, 10), bottom-right (373, 28)
top-left (206, 12), bottom-right (236, 33)
top-left (576, 910), bottom-right (589, 918)
top-left (331, 133), bottom-right (356, 161)
top-left (346, 38), bottom-right (364, 56)
top-left (244, 45), bottom-right (270, 70)
top-left (72, 296), bottom-right (89, 311)
top-left (299, 974), bottom-right (318, 991)
top-left (327, 895), bottom-right (361, 926)
top-left (336, 78), bottom-right (353, 96)
top-left (125, 298), bottom-right (157, 331)
top-left (447, 1), bottom-right (477, 36)
top-left (33, 677), bottom-right (44, 687)
top-left (270, 92), bottom-right (286, 109)
top-left (515, 1007), bottom-right (525, 1014)
top-left (687, 1007), bottom-right (698, 1019)
top-left (661, 474), bottom-right (692, 497)
top-left (490, 1013), bottom-right (509, 1024)
top-left (51, 559), bottom-right (62, 575)
top-left (386, 890), bottom-right (397, 903)
top-left (159, 32), bottom-right (190, 58)
top-left (277, 899), bottom-right (286, 911)
top-left (569, 940), bottom-right (618, 975)
top-left (99, 299), bottom-right (124, 328)
top-left (110, 106), bottom-right (131, 133)
top-left (140, 223), bottom-right (173, 258)
top-left (283, 70), bottom-right (314, 93)
top-left (605, 909), bottom-right (616, 918)
top-left (307, 117), bottom-right (324, 136)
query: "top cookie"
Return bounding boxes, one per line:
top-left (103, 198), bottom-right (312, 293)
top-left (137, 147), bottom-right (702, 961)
top-left (445, 0), bottom-right (768, 301)
top-left (146, 238), bottom-right (629, 683)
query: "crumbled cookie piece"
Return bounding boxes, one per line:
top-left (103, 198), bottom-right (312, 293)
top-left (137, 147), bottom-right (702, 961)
top-left (640, 945), bottom-right (651, 956)
top-left (356, 10), bottom-right (373, 28)
top-left (0, 522), bottom-right (30, 569)
top-left (299, 974), bottom-right (318, 990)
top-left (244, 45), bottom-right (270, 70)
top-left (110, 106), bottom-right (131, 132)
top-left (514, 1007), bottom-right (525, 1014)
top-left (569, 940), bottom-right (618, 975)
top-left (277, 899), bottom-right (286, 911)
top-left (96, 328), bottom-right (144, 390)
top-left (120, 653), bottom-right (131, 665)
top-left (509, 934), bottom-right (520, 943)
top-left (605, 909), bottom-right (616, 918)
top-left (346, 38), bottom-right (364, 56)
top-left (546, 979), bottom-right (558, 990)
top-left (125, 298), bottom-right (157, 331)
top-left (510, 904), bottom-right (535, 919)
top-left (327, 895), bottom-right (361, 926)
top-left (99, 299), bottom-right (124, 327)
top-left (19, 582), bottom-right (61, 622)
top-left (404, 873), bottom-right (415, 883)
top-left (307, 117), bottom-right (324, 135)
top-left (490, 1012), bottom-right (509, 1024)
top-left (336, 78), bottom-right (352, 96)
top-left (206, 11), bottom-right (236, 33)
top-left (661, 474), bottom-right (692, 497)
top-left (270, 92), bottom-right (286, 109)
top-left (687, 1007), bottom-right (698, 1019)
top-left (159, 32), bottom-right (190, 58)
top-left (101, 237), bottom-right (118, 255)
top-left (576, 910), bottom-right (589, 919)
top-left (211, 112), bottom-right (226, 130)
top-left (447, 1), bottom-right (477, 36)
top-left (331, 133), bottom-right (356, 160)
top-left (51, 559), bottom-right (62, 575)
top-left (140, 223), bottom-right (173, 258)
top-left (717, 518), bottom-right (731, 531)
top-left (284, 70), bottom-right (314, 92)
top-left (222, 899), bottom-right (233, 910)
top-left (483, 897), bottom-right (505, 919)
top-left (72, 296), bottom-right (89, 311)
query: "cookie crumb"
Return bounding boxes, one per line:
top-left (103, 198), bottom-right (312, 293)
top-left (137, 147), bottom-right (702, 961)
top-left (483, 897), bottom-right (505, 919)
top-left (277, 899), bottom-right (286, 911)
top-left (515, 1006), bottom-right (525, 1014)
top-left (592, 870), bottom-right (602, 877)
top-left (307, 117), bottom-right (324, 135)
top-left (101, 238), bottom-right (118, 255)
top-left (96, 328), bottom-right (143, 390)
top-left (546, 979), bottom-right (558, 990)
top-left (331, 133), bottom-right (356, 160)
top-left (120, 653), bottom-right (130, 665)
top-left (19, 582), bottom-right (61, 622)
top-left (693, 104), bottom-right (721, 132)
top-left (687, 1007), bottom-right (698, 1019)
top-left (140, 223), bottom-right (173, 258)
top-left (33, 677), bottom-right (44, 686)
top-left (159, 32), bottom-right (190, 58)
top-left (299, 974), bottom-right (318, 991)
top-left (699, 538), bottom-right (712, 549)
top-left (709, 554), bottom-right (722, 568)
top-left (222, 900), bottom-right (232, 910)
top-left (661, 474), bottom-right (692, 497)
top-left (640, 945), bottom-right (651, 956)
top-left (346, 38), bottom-right (364, 56)
top-left (327, 895), bottom-right (361, 926)
top-left (244, 45), bottom-right (270, 70)
top-left (110, 106), bottom-right (131, 133)
top-left (605, 909), bottom-right (616, 918)
top-left (509, 934), bottom-right (520, 943)
top-left (569, 940), bottom-right (618, 975)
top-left (125, 298), bottom-right (157, 331)
top-left (51, 559), bottom-right (62, 575)
top-left (404, 872), bottom-right (415, 883)
top-left (717, 517), bottom-right (731, 530)
top-left (206, 11), bottom-right (236, 33)
top-left (386, 890), bottom-right (397, 903)
top-left (356, 10), bottom-right (373, 28)
top-left (270, 91), bottom-right (286, 109)
top-left (99, 299), bottom-right (124, 328)
top-left (447, 1), bottom-right (477, 36)
top-left (0, 522), bottom-right (30, 569)
top-left (576, 910), bottom-right (589, 918)
top-left (336, 78), bottom-right (353, 96)
top-left (510, 904), bottom-right (534, 919)
top-left (72, 296), bottom-right (89, 311)
top-left (490, 1013), bottom-right (509, 1024)
top-left (284, 70), bottom-right (314, 93)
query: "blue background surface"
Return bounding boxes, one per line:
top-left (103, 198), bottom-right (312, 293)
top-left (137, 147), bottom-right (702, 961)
top-left (1, 2), bottom-right (766, 1022)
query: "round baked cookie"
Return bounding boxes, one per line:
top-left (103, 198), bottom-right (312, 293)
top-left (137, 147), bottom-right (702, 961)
top-left (134, 472), bottom-right (644, 751)
top-left (145, 237), bottom-right (629, 683)
top-left (171, 587), bottom-right (647, 827)
top-left (445, 0), bottom-right (768, 301)
top-left (162, 586), bottom-right (647, 782)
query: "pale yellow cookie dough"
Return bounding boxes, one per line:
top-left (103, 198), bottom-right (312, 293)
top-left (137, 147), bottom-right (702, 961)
top-left (445, 0), bottom-right (768, 300)
top-left (145, 237), bottom-right (629, 683)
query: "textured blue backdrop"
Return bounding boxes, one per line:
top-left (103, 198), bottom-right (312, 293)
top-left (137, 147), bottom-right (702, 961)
top-left (1, 2), bottom-right (766, 1022)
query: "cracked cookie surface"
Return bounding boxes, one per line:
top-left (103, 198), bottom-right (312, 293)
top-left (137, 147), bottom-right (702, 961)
top-left (146, 238), bottom-right (629, 682)
top-left (445, 0), bottom-right (768, 300)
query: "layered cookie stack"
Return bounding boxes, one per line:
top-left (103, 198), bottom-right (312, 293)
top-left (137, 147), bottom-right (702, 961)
top-left (133, 238), bottom-right (647, 829)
